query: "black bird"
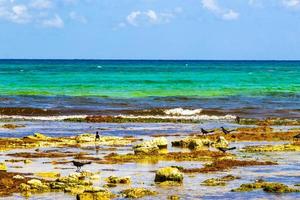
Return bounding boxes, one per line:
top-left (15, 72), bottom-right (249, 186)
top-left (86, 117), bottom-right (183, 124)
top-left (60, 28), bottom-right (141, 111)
top-left (95, 131), bottom-right (100, 141)
top-left (235, 116), bottom-right (241, 124)
top-left (221, 127), bottom-right (235, 134)
top-left (217, 147), bottom-right (236, 153)
top-left (201, 128), bottom-right (214, 135)
top-left (293, 133), bottom-right (300, 140)
top-left (72, 160), bottom-right (92, 172)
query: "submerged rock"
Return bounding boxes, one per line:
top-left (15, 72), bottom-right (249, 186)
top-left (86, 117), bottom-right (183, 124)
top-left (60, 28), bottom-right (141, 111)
top-left (155, 167), bottom-right (183, 183)
top-left (232, 180), bottom-right (300, 193)
top-left (201, 175), bottom-right (240, 186)
top-left (121, 188), bottom-right (157, 198)
top-left (1, 124), bottom-right (25, 129)
top-left (77, 190), bottom-right (115, 200)
top-left (105, 176), bottom-right (131, 184)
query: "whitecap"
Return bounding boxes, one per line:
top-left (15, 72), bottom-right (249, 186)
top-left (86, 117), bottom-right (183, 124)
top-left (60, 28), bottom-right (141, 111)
top-left (163, 108), bottom-right (203, 116)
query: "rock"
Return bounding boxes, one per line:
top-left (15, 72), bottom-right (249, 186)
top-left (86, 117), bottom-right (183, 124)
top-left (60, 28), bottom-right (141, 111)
top-left (188, 138), bottom-right (212, 150)
top-left (19, 183), bottom-right (31, 192)
top-left (151, 137), bottom-right (168, 149)
top-left (13, 175), bottom-right (25, 180)
top-left (24, 159), bottom-right (32, 164)
top-left (77, 190), bottom-right (115, 200)
top-left (201, 175), bottom-right (240, 187)
top-left (213, 136), bottom-right (229, 148)
top-left (243, 143), bottom-right (300, 152)
top-left (121, 188), bottom-right (157, 198)
top-left (75, 134), bottom-right (95, 143)
top-left (50, 182), bottom-right (66, 190)
top-left (171, 137), bottom-right (212, 149)
top-left (27, 179), bottom-right (43, 186)
top-left (157, 181), bottom-right (182, 187)
top-left (24, 133), bottom-right (50, 140)
top-left (105, 176), bottom-right (131, 184)
top-left (35, 172), bottom-right (60, 179)
top-left (64, 185), bottom-right (87, 194)
top-left (133, 146), bottom-right (160, 154)
top-left (155, 167), bottom-right (183, 183)
top-left (201, 178), bottom-right (226, 186)
top-left (0, 162), bottom-right (7, 171)
top-left (2, 124), bottom-right (25, 129)
top-left (232, 180), bottom-right (300, 193)
top-left (168, 195), bottom-right (180, 200)
top-left (133, 137), bottom-right (168, 154)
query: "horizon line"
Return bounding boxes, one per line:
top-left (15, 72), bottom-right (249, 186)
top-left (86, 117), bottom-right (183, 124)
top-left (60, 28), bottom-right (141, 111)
top-left (1, 58), bottom-right (300, 61)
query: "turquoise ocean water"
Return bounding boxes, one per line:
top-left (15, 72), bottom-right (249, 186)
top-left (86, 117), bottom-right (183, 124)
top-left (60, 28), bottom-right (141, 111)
top-left (0, 60), bottom-right (299, 118)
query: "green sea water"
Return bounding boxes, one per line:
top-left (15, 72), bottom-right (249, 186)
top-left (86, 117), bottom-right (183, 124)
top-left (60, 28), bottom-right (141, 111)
top-left (0, 60), bottom-right (299, 98)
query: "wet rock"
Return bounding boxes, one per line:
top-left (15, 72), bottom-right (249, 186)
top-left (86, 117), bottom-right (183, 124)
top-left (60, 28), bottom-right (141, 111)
top-left (24, 133), bottom-right (50, 140)
top-left (201, 175), bottom-right (240, 186)
top-left (121, 188), bottom-right (157, 198)
top-left (105, 176), bottom-right (131, 184)
top-left (171, 137), bottom-right (212, 150)
top-left (27, 179), bottom-right (48, 190)
top-left (232, 180), bottom-right (300, 193)
top-left (133, 137), bottom-right (168, 154)
top-left (155, 167), bottom-right (183, 183)
top-left (0, 162), bottom-right (7, 171)
top-left (168, 195), bottom-right (180, 200)
top-left (13, 175), bottom-right (25, 180)
top-left (77, 189), bottom-right (115, 200)
top-left (24, 159), bottom-right (32, 164)
top-left (157, 181), bottom-right (182, 187)
top-left (133, 146), bottom-right (160, 154)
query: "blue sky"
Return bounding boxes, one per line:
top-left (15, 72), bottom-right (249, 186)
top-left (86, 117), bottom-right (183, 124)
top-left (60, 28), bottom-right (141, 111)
top-left (0, 0), bottom-right (300, 59)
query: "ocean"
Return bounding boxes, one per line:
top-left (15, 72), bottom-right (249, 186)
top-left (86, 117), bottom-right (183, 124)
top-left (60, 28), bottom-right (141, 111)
top-left (0, 59), bottom-right (299, 119)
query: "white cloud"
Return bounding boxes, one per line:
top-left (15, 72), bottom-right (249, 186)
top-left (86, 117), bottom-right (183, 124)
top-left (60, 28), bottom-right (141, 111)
top-left (222, 10), bottom-right (239, 20)
top-left (0, 3), bottom-right (31, 24)
top-left (282, 0), bottom-right (300, 8)
top-left (41, 14), bottom-right (64, 28)
top-left (201, 0), bottom-right (240, 20)
top-left (0, 0), bottom-right (90, 28)
top-left (30, 0), bottom-right (52, 9)
top-left (126, 11), bottom-right (141, 26)
top-left (125, 8), bottom-right (180, 27)
top-left (69, 11), bottom-right (87, 23)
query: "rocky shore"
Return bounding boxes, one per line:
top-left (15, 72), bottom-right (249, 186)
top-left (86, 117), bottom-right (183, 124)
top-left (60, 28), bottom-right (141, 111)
top-left (0, 124), bottom-right (300, 199)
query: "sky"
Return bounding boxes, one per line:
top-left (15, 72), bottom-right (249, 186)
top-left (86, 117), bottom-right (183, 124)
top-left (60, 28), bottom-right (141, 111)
top-left (0, 0), bottom-right (300, 60)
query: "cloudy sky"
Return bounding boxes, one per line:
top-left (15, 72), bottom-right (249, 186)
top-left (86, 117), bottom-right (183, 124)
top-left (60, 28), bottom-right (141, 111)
top-left (0, 0), bottom-right (300, 59)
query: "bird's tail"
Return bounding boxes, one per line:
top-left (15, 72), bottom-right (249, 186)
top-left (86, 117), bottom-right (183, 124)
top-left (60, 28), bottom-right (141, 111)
top-left (228, 147), bottom-right (236, 150)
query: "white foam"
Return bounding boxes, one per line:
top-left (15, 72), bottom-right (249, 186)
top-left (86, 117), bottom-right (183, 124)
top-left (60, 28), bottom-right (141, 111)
top-left (0, 115), bottom-right (88, 121)
top-left (118, 114), bottom-right (236, 121)
top-left (164, 108), bottom-right (203, 116)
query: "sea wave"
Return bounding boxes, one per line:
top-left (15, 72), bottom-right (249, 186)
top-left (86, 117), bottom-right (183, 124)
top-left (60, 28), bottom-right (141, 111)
top-left (163, 108), bottom-right (203, 116)
top-left (117, 114), bottom-right (236, 121)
